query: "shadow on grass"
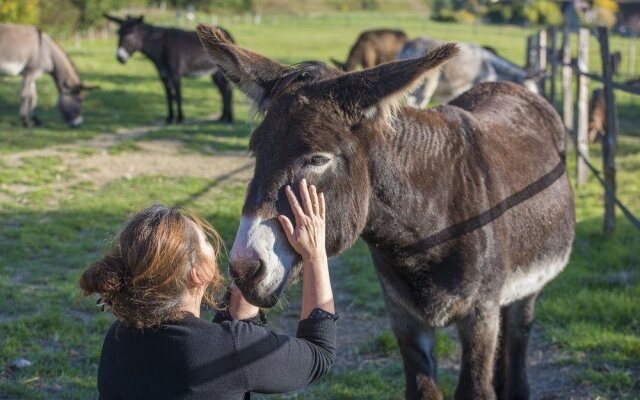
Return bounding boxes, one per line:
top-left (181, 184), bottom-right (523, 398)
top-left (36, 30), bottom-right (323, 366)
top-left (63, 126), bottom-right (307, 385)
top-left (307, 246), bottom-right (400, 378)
top-left (144, 121), bottom-right (253, 152)
top-left (0, 70), bottom-right (252, 153)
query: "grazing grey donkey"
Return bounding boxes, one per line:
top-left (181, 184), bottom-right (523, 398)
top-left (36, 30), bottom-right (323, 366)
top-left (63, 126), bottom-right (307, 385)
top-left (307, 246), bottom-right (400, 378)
top-left (399, 37), bottom-right (540, 108)
top-left (0, 23), bottom-right (98, 127)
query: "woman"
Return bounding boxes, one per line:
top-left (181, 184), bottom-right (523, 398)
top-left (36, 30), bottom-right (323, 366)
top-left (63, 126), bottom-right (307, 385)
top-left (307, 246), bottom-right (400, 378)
top-left (79, 180), bottom-right (336, 400)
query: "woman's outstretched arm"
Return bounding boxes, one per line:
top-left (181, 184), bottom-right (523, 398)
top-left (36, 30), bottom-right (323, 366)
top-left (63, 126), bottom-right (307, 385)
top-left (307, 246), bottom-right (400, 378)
top-left (224, 179), bottom-right (336, 393)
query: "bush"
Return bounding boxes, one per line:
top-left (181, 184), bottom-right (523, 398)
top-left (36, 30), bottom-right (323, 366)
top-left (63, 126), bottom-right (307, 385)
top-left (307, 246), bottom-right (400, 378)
top-left (486, 4), bottom-right (512, 24)
top-left (529, 0), bottom-right (563, 25)
top-left (485, 0), bottom-right (562, 26)
top-left (39, 0), bottom-right (82, 35)
top-left (453, 9), bottom-right (476, 24)
top-left (432, 8), bottom-right (478, 24)
top-left (0, 0), bottom-right (39, 25)
top-left (432, 8), bottom-right (457, 22)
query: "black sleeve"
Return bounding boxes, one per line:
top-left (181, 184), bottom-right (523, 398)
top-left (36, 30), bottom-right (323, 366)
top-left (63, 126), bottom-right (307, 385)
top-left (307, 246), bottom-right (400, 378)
top-left (213, 309), bottom-right (268, 326)
top-left (225, 315), bottom-right (337, 394)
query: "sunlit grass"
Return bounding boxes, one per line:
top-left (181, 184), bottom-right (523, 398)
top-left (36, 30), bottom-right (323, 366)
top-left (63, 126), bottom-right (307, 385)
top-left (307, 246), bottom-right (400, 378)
top-left (0, 10), bottom-right (639, 399)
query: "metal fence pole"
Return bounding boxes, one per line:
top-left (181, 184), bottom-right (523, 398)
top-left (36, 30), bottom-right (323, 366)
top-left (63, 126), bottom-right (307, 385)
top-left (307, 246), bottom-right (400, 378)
top-left (562, 25), bottom-right (574, 149)
top-left (576, 28), bottom-right (590, 187)
top-left (548, 27), bottom-right (558, 105)
top-left (598, 27), bottom-right (619, 234)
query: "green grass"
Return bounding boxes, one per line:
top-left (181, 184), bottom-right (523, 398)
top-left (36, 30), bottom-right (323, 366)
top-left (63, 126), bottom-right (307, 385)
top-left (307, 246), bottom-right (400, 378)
top-left (1, 9), bottom-right (639, 399)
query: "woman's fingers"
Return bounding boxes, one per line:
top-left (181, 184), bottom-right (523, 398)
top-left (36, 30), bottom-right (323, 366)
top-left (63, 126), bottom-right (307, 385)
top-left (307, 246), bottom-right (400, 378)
top-left (309, 185), bottom-right (319, 216)
top-left (299, 179), bottom-right (313, 216)
top-left (319, 192), bottom-right (325, 220)
top-left (278, 215), bottom-right (295, 240)
top-left (286, 185), bottom-right (305, 223)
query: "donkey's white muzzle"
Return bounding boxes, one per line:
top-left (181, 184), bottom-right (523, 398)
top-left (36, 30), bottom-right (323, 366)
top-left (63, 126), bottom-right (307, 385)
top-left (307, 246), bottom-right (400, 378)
top-left (116, 47), bottom-right (130, 64)
top-left (229, 214), bottom-right (298, 307)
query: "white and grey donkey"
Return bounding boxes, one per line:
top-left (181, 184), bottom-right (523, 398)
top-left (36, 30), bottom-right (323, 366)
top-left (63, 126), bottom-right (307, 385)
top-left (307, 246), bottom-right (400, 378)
top-left (399, 37), bottom-right (540, 108)
top-left (0, 23), bottom-right (97, 127)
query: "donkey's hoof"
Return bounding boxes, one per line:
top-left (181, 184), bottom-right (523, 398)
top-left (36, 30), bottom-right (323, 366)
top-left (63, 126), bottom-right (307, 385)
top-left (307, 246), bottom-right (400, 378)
top-left (216, 116), bottom-right (233, 124)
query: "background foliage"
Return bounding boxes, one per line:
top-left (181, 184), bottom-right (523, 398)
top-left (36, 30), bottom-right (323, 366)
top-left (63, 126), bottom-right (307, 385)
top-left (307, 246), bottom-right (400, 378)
top-left (0, 0), bottom-right (622, 35)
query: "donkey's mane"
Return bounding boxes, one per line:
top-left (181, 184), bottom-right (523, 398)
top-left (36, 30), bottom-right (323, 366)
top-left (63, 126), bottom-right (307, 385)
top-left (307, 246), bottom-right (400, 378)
top-left (44, 33), bottom-right (82, 87)
top-left (269, 61), bottom-right (332, 98)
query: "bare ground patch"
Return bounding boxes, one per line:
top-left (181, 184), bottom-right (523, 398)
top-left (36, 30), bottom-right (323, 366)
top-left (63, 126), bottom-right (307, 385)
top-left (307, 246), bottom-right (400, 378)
top-left (0, 123), bottom-right (255, 204)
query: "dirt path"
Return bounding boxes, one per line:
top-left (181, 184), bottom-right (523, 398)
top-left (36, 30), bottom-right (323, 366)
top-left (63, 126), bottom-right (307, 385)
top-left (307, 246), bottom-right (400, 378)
top-left (0, 124), bottom-right (255, 203)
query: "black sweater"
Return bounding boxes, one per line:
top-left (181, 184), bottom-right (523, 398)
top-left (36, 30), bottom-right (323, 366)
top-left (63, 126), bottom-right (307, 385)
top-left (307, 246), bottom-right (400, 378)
top-left (97, 313), bottom-right (336, 400)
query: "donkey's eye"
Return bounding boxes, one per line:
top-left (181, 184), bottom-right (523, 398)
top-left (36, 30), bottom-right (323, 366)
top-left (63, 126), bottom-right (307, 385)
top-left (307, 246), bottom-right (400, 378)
top-left (308, 155), bottom-right (330, 167)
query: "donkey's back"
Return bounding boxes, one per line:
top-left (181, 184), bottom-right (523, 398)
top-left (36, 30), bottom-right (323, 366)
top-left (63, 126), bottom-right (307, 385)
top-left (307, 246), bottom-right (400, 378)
top-left (0, 23), bottom-right (43, 76)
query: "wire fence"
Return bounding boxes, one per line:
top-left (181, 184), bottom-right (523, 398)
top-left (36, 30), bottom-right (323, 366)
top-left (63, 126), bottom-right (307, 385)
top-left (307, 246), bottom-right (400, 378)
top-left (528, 25), bottom-right (640, 234)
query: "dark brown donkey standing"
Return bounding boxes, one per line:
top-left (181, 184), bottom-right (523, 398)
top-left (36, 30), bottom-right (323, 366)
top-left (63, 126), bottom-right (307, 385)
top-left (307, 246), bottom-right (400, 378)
top-left (104, 15), bottom-right (233, 123)
top-left (197, 25), bottom-right (575, 400)
top-left (331, 28), bottom-right (409, 71)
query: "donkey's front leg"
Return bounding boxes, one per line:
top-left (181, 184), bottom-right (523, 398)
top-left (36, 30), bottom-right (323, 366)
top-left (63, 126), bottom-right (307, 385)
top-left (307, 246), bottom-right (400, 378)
top-left (160, 74), bottom-right (175, 124)
top-left (391, 308), bottom-right (441, 399)
top-left (455, 303), bottom-right (501, 400)
top-left (384, 295), bottom-right (442, 400)
top-left (20, 75), bottom-right (37, 128)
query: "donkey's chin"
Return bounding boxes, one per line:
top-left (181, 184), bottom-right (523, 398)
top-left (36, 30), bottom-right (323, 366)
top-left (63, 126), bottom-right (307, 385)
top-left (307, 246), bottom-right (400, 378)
top-left (235, 268), bottom-right (291, 308)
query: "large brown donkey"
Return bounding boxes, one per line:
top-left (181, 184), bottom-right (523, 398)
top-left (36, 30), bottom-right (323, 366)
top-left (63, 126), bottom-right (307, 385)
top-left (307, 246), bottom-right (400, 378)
top-left (197, 25), bottom-right (575, 400)
top-left (331, 28), bottom-right (409, 71)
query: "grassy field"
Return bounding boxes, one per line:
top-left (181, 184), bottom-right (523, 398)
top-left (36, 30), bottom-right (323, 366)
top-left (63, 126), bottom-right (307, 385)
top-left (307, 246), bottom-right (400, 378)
top-left (1, 12), bottom-right (639, 399)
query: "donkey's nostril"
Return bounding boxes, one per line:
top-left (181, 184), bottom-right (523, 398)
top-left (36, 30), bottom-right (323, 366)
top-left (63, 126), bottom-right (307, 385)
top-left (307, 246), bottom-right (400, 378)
top-left (231, 258), bottom-right (266, 282)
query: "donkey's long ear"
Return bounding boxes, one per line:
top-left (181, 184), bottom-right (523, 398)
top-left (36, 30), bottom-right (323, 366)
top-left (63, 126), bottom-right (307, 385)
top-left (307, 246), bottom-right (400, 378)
top-left (197, 24), bottom-right (289, 112)
top-left (103, 14), bottom-right (124, 24)
top-left (328, 43), bottom-right (459, 121)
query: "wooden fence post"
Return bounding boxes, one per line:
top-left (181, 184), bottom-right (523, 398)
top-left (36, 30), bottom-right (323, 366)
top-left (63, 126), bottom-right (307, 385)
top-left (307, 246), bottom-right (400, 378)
top-left (538, 29), bottom-right (548, 98)
top-left (548, 27), bottom-right (558, 105)
top-left (598, 27), bottom-right (619, 234)
top-left (562, 25), bottom-right (574, 149)
top-left (526, 35), bottom-right (537, 70)
top-left (576, 28), bottom-right (590, 187)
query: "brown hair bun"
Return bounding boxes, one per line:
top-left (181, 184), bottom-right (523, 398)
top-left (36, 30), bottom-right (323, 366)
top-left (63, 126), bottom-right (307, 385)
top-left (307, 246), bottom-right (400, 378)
top-left (79, 255), bottom-right (126, 295)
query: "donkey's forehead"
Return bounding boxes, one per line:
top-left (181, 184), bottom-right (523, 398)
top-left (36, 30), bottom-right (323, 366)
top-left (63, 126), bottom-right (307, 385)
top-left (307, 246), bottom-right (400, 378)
top-left (250, 97), bottom-right (348, 156)
top-left (118, 19), bottom-right (142, 32)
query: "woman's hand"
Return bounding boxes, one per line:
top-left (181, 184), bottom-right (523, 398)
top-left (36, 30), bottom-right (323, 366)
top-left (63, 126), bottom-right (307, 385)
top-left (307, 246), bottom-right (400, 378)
top-left (277, 179), bottom-right (326, 262)
top-left (278, 179), bottom-right (334, 318)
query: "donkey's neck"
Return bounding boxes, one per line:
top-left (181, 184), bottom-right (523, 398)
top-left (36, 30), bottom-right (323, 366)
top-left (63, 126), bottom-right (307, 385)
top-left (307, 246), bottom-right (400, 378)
top-left (44, 35), bottom-right (81, 92)
top-left (140, 25), bottom-right (166, 63)
top-left (484, 51), bottom-right (528, 82)
top-left (361, 107), bottom-right (482, 252)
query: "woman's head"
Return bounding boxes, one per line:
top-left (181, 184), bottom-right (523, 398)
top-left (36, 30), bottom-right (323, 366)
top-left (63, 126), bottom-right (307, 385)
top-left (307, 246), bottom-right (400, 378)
top-left (79, 205), bottom-right (224, 329)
